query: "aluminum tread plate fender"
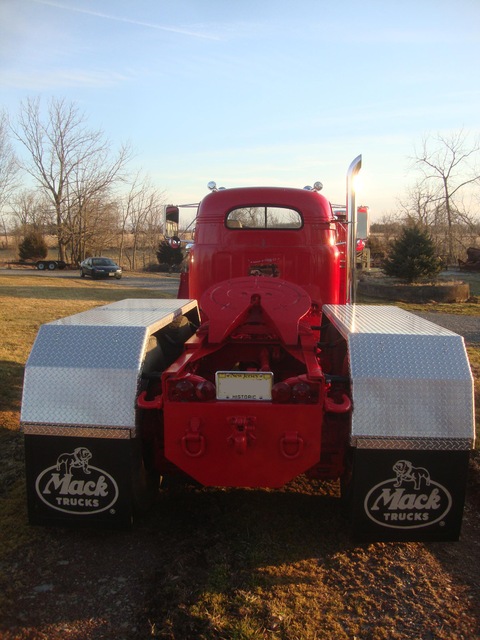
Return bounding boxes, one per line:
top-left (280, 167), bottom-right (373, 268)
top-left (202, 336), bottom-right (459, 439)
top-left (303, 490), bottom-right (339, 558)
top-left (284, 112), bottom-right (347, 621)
top-left (322, 305), bottom-right (475, 449)
top-left (21, 299), bottom-right (198, 432)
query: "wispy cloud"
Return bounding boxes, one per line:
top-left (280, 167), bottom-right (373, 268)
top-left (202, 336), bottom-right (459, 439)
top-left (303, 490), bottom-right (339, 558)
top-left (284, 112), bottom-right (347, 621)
top-left (31, 0), bottom-right (221, 40)
top-left (2, 67), bottom-right (132, 90)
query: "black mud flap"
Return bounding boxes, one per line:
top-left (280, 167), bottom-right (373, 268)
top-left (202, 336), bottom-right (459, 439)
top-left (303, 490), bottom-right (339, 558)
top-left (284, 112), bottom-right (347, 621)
top-left (25, 434), bottom-right (141, 529)
top-left (347, 449), bottom-right (470, 542)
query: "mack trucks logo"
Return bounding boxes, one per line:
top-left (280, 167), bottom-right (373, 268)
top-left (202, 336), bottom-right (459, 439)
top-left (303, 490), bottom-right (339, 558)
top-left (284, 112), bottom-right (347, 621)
top-left (364, 459), bottom-right (452, 529)
top-left (35, 447), bottom-right (119, 515)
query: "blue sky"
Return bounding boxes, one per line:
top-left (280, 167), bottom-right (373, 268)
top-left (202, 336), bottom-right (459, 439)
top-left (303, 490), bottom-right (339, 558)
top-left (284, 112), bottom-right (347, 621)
top-left (2, 0), bottom-right (480, 220)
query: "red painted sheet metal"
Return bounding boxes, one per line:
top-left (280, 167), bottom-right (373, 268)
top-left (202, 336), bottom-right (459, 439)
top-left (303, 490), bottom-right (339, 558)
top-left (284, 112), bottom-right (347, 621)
top-left (163, 401), bottom-right (323, 488)
top-left (200, 276), bottom-right (311, 345)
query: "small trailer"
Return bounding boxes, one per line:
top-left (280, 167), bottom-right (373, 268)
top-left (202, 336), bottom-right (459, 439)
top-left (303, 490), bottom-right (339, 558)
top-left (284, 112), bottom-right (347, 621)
top-left (35, 260), bottom-right (68, 271)
top-left (21, 157), bottom-right (475, 541)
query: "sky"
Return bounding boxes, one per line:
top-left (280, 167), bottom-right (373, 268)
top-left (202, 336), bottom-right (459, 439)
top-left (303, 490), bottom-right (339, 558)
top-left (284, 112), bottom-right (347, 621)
top-left (2, 0), bottom-right (480, 222)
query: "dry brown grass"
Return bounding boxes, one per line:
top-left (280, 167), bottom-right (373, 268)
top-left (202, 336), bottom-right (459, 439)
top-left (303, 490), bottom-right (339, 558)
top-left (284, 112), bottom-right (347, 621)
top-left (0, 274), bottom-right (479, 640)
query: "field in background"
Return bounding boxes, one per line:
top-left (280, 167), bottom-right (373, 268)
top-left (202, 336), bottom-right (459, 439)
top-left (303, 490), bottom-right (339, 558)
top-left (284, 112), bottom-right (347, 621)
top-left (0, 235), bottom-right (161, 271)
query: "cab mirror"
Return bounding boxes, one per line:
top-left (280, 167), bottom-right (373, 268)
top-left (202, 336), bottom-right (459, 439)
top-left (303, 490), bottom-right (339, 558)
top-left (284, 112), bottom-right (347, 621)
top-left (168, 236), bottom-right (182, 249)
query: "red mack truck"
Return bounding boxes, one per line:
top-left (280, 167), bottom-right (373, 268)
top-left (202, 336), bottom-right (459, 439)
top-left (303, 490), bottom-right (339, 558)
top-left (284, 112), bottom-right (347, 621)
top-left (21, 157), bottom-right (475, 541)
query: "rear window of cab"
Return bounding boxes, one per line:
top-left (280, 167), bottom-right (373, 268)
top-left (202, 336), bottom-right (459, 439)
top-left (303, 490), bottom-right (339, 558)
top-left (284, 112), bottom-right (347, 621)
top-left (226, 206), bottom-right (303, 229)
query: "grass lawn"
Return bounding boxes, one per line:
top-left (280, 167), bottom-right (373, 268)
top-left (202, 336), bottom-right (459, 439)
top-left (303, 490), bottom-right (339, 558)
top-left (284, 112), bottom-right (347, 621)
top-left (0, 273), bottom-right (478, 640)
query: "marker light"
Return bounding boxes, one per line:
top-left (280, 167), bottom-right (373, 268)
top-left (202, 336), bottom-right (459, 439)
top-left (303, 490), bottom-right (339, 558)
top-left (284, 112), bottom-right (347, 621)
top-left (195, 380), bottom-right (216, 401)
top-left (292, 381), bottom-right (313, 403)
top-left (170, 379), bottom-right (195, 402)
top-left (271, 378), bottom-right (319, 404)
top-left (168, 376), bottom-right (216, 402)
top-left (271, 382), bottom-right (292, 403)
top-left (304, 182), bottom-right (323, 192)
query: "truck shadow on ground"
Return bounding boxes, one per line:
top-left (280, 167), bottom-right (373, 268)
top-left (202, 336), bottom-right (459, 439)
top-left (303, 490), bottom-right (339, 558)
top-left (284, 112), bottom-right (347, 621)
top-left (2, 475), bottom-right (479, 639)
top-left (0, 486), bottom-right (347, 636)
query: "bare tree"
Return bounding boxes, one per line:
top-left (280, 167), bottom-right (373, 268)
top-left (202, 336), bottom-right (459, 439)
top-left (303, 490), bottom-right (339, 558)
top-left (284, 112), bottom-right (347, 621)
top-left (118, 173), bottom-right (165, 270)
top-left (65, 195), bottom-right (119, 263)
top-left (0, 216), bottom-right (9, 249)
top-left (10, 189), bottom-right (53, 233)
top-left (0, 109), bottom-right (19, 243)
top-left (11, 97), bottom-right (131, 262)
top-left (142, 196), bottom-right (165, 267)
top-left (377, 212), bottom-right (403, 243)
top-left (398, 181), bottom-right (438, 228)
top-left (9, 189), bottom-right (53, 253)
top-left (413, 130), bottom-right (480, 260)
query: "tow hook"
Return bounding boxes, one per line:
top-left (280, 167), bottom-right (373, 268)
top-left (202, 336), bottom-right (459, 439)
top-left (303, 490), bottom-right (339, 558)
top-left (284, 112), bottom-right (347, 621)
top-left (181, 417), bottom-right (206, 457)
top-left (324, 393), bottom-right (351, 414)
top-left (137, 391), bottom-right (163, 410)
top-left (280, 431), bottom-right (304, 459)
top-left (227, 416), bottom-right (257, 454)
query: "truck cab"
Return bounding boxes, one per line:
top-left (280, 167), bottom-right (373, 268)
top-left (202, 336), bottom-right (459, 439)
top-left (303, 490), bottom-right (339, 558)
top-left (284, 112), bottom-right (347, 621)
top-left (186, 186), bottom-right (343, 310)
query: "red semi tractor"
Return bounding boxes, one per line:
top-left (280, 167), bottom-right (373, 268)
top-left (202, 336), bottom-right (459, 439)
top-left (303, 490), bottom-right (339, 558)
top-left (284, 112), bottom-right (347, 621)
top-left (21, 157), bottom-right (475, 541)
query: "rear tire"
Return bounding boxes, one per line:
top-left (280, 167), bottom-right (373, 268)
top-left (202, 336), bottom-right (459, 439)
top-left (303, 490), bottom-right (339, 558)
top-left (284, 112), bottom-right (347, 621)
top-left (37, 262), bottom-right (45, 271)
top-left (47, 262), bottom-right (56, 270)
top-left (132, 460), bottom-right (160, 513)
top-left (340, 449), bottom-right (355, 534)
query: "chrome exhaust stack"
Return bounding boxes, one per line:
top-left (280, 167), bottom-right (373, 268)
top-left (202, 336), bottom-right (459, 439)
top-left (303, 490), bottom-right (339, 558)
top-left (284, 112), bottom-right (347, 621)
top-left (346, 154), bottom-right (362, 304)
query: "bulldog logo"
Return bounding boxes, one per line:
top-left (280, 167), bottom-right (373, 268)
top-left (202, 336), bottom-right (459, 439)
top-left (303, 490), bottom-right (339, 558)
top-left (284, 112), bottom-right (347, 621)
top-left (393, 460), bottom-right (430, 491)
top-left (56, 447), bottom-right (92, 475)
top-left (35, 447), bottom-right (119, 515)
top-left (364, 459), bottom-right (452, 530)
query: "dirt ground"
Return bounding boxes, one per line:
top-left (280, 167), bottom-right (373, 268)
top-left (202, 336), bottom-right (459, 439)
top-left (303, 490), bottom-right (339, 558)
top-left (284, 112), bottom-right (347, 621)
top-left (0, 300), bottom-right (478, 639)
top-left (0, 449), bottom-right (478, 639)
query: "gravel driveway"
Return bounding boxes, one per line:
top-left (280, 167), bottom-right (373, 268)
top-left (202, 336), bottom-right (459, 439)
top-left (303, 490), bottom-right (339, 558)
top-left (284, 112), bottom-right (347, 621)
top-left (413, 312), bottom-right (480, 346)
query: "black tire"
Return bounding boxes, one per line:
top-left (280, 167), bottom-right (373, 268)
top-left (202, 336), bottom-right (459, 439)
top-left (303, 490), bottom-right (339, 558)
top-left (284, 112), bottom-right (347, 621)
top-left (47, 262), bottom-right (56, 270)
top-left (132, 442), bottom-right (161, 514)
top-left (340, 448), bottom-right (355, 522)
top-left (37, 262), bottom-right (46, 271)
top-left (133, 465), bottom-right (160, 514)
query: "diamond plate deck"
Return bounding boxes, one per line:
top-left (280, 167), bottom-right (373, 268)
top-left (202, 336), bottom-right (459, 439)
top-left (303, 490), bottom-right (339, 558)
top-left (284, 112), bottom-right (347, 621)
top-left (21, 299), bottom-right (198, 433)
top-left (323, 305), bottom-right (475, 449)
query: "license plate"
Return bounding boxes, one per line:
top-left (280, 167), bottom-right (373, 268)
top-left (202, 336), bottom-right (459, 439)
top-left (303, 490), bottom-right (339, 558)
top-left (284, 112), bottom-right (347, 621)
top-left (108, 272), bottom-right (114, 276)
top-left (216, 371), bottom-right (273, 401)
